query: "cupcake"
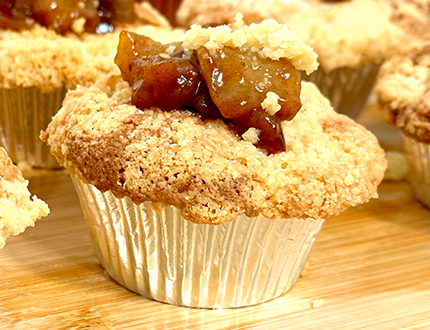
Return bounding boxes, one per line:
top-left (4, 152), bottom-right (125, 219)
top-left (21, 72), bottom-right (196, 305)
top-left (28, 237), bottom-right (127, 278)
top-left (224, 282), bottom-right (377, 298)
top-left (42, 18), bottom-right (386, 308)
top-left (176, 0), bottom-right (427, 118)
top-left (0, 0), bottom-right (184, 169)
top-left (375, 38), bottom-right (430, 208)
top-left (0, 146), bottom-right (49, 248)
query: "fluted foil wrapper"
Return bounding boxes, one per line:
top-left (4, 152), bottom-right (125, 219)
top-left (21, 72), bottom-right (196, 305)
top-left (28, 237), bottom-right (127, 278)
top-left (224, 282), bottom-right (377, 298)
top-left (303, 63), bottom-right (381, 119)
top-left (403, 135), bottom-right (430, 209)
top-left (72, 175), bottom-right (325, 308)
top-left (0, 87), bottom-right (67, 168)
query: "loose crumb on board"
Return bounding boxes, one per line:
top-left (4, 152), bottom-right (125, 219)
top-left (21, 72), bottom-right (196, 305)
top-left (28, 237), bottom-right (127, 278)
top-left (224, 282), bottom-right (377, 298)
top-left (311, 298), bottom-right (325, 309)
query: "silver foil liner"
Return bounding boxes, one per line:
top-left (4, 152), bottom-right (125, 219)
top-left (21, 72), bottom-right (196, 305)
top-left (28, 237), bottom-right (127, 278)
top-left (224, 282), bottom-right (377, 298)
top-left (71, 175), bottom-right (325, 308)
top-left (0, 87), bottom-right (67, 168)
top-left (303, 62), bottom-right (381, 119)
top-left (403, 135), bottom-right (430, 208)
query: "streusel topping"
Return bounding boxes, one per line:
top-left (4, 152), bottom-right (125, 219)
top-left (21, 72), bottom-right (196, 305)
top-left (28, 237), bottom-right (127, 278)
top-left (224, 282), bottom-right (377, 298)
top-left (114, 17), bottom-right (317, 154)
top-left (0, 4), bottom-right (184, 92)
top-left (0, 147), bottom-right (49, 248)
top-left (177, 0), bottom-right (421, 71)
top-left (375, 38), bottom-right (430, 142)
top-left (41, 80), bottom-right (386, 224)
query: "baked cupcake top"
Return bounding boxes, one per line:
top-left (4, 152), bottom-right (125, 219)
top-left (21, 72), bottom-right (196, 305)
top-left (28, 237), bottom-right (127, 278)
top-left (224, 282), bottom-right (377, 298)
top-left (0, 147), bottom-right (49, 248)
top-left (41, 79), bottom-right (386, 224)
top-left (0, 2), bottom-right (185, 92)
top-left (42, 19), bottom-right (386, 224)
top-left (177, 0), bottom-right (426, 71)
top-left (375, 38), bottom-right (430, 143)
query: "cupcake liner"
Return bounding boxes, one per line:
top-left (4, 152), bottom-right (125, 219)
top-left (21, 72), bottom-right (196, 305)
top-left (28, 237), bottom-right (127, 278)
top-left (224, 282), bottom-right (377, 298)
top-left (0, 87), bottom-right (67, 168)
top-left (403, 135), bottom-right (430, 208)
top-left (303, 63), bottom-right (381, 119)
top-left (71, 175), bottom-right (325, 309)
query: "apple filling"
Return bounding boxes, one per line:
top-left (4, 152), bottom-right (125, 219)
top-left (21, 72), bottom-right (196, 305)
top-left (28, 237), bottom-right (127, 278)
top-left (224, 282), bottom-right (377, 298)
top-left (0, 0), bottom-right (143, 34)
top-left (115, 30), bottom-right (302, 154)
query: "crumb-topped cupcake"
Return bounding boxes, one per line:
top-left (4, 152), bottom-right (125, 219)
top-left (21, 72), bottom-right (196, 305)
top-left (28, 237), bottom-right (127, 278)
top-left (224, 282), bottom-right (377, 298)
top-left (42, 18), bottom-right (386, 308)
top-left (0, 0), bottom-right (184, 169)
top-left (375, 38), bottom-right (430, 208)
top-left (177, 0), bottom-right (428, 118)
top-left (0, 147), bottom-right (49, 248)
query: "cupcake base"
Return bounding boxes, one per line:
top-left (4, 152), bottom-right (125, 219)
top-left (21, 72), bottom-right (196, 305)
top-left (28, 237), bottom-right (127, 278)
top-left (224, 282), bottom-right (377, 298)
top-left (303, 63), bottom-right (381, 119)
top-left (0, 87), bottom-right (67, 168)
top-left (72, 175), bottom-right (325, 309)
top-left (403, 135), bottom-right (430, 208)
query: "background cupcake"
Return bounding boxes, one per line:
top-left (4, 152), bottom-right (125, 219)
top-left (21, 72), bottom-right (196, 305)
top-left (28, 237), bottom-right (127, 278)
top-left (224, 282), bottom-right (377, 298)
top-left (42, 20), bottom-right (386, 308)
top-left (0, 0), bottom-right (184, 169)
top-left (0, 146), bottom-right (49, 249)
top-left (176, 0), bottom-right (428, 119)
top-left (375, 37), bottom-right (430, 208)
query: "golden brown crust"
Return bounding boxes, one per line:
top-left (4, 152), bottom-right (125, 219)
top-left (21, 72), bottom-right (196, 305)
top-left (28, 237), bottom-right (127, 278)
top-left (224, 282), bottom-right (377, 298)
top-left (177, 0), bottom-right (425, 71)
top-left (375, 38), bottom-right (430, 143)
top-left (42, 80), bottom-right (386, 224)
top-left (0, 147), bottom-right (49, 248)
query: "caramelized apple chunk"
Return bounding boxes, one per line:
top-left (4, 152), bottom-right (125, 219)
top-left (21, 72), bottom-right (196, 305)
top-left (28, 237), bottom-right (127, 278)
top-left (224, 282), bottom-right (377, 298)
top-left (0, 0), bottom-right (142, 34)
top-left (115, 31), bottom-right (170, 83)
top-left (0, 1), bottom-right (34, 30)
top-left (130, 55), bottom-right (200, 111)
top-left (196, 47), bottom-right (301, 122)
top-left (31, 0), bottom-right (100, 35)
top-left (115, 30), bottom-right (222, 118)
top-left (115, 32), bottom-right (303, 154)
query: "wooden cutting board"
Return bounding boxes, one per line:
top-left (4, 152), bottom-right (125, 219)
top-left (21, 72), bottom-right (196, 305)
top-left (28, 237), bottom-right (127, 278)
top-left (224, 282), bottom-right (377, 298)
top-left (1, 165), bottom-right (430, 330)
top-left (1, 103), bottom-right (430, 329)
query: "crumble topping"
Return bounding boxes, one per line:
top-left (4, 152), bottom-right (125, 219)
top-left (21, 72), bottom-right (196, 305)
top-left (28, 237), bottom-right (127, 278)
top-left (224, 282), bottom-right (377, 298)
top-left (262, 92), bottom-right (282, 116)
top-left (375, 38), bottom-right (430, 142)
top-left (0, 24), bottom-right (184, 92)
top-left (41, 80), bottom-right (386, 224)
top-left (0, 147), bottom-right (49, 248)
top-left (242, 127), bottom-right (261, 144)
top-left (183, 14), bottom-right (318, 74)
top-left (0, 2), bottom-right (185, 92)
top-left (114, 18), bottom-right (312, 154)
top-left (177, 0), bottom-right (419, 71)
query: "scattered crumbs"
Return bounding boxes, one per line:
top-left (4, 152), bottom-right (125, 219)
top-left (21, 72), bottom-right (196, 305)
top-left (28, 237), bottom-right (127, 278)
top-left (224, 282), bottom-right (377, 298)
top-left (311, 298), bottom-right (325, 309)
top-left (343, 173), bottom-right (355, 185)
top-left (242, 127), bottom-right (261, 144)
top-left (384, 151), bottom-right (409, 181)
top-left (165, 45), bottom-right (177, 55)
top-left (262, 91), bottom-right (281, 116)
top-left (72, 17), bottom-right (86, 35)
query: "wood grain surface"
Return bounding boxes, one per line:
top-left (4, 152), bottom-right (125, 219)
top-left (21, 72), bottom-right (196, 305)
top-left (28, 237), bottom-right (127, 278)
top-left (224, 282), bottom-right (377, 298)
top-left (1, 103), bottom-right (429, 329)
top-left (1, 165), bottom-right (430, 330)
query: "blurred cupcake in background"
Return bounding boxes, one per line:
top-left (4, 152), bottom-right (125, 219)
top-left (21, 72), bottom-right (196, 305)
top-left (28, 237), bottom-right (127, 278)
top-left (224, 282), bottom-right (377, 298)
top-left (0, 146), bottom-right (49, 249)
top-left (0, 0), bottom-right (184, 169)
top-left (375, 37), bottom-right (430, 208)
top-left (177, 0), bottom-right (429, 119)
